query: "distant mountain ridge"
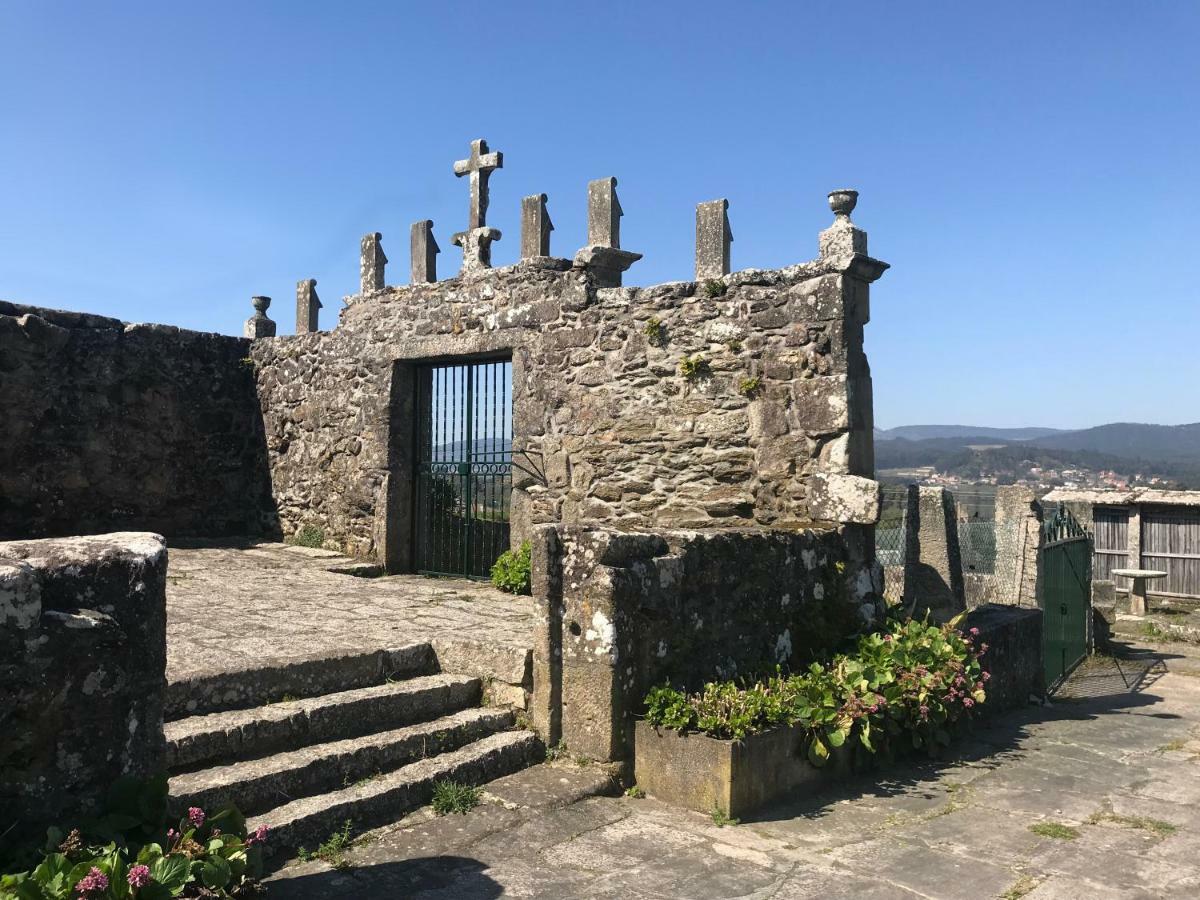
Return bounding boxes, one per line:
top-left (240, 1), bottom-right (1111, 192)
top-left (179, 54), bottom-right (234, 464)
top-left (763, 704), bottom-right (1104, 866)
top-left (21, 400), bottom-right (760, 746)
top-left (876, 425), bottom-right (1065, 441)
top-left (877, 422), bottom-right (1200, 466)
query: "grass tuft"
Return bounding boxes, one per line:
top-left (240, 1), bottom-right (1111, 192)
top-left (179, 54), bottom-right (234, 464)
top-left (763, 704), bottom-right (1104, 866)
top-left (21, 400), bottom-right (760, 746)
top-left (1029, 821), bottom-right (1079, 840)
top-left (1087, 811), bottom-right (1178, 838)
top-left (431, 780), bottom-right (482, 816)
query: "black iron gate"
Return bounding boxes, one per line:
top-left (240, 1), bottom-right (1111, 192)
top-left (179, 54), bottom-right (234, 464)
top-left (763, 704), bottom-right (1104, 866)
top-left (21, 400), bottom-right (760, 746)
top-left (414, 358), bottom-right (512, 578)
top-left (1040, 507), bottom-right (1092, 686)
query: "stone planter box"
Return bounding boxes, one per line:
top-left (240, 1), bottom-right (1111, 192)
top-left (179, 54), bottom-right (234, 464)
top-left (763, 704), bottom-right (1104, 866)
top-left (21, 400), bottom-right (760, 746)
top-left (633, 720), bottom-right (824, 818)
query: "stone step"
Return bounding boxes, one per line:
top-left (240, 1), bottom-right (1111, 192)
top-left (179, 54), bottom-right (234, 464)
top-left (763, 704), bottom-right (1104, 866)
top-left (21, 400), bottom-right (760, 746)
top-left (251, 729), bottom-right (544, 851)
top-left (166, 674), bottom-right (481, 771)
top-left (170, 707), bottom-right (516, 817)
top-left (165, 643), bottom-right (436, 720)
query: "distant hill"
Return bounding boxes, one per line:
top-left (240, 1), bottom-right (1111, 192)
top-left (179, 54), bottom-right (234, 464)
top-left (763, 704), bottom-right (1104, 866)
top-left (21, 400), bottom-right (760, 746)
top-left (876, 425), bottom-right (1065, 441)
top-left (1026, 422), bottom-right (1200, 463)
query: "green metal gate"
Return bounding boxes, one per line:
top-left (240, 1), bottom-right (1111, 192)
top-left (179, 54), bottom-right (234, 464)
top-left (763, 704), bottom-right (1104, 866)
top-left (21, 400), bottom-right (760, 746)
top-left (414, 358), bottom-right (512, 578)
top-left (1040, 507), bottom-right (1092, 686)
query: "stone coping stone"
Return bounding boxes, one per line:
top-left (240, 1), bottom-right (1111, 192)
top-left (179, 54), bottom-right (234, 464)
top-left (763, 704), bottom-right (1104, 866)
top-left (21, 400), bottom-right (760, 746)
top-left (634, 720), bottom-right (823, 820)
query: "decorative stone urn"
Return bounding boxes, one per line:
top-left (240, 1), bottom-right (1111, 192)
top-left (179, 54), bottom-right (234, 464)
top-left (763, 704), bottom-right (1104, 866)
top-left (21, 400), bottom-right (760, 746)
top-left (827, 189), bottom-right (859, 220)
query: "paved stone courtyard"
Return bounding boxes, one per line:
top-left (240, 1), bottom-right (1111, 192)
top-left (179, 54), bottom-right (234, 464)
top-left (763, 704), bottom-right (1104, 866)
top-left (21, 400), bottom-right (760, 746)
top-left (267, 640), bottom-right (1200, 899)
top-left (165, 542), bottom-right (536, 684)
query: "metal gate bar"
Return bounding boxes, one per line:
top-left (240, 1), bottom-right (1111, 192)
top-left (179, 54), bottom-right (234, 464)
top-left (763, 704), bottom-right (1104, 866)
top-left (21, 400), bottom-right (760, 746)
top-left (414, 358), bottom-right (512, 578)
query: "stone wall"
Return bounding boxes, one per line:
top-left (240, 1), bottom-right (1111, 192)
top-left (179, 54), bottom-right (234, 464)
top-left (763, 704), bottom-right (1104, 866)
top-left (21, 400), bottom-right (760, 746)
top-left (0, 533), bottom-right (167, 834)
top-left (251, 246), bottom-right (885, 568)
top-left (0, 302), bottom-right (275, 541)
top-left (528, 524), bottom-right (879, 762)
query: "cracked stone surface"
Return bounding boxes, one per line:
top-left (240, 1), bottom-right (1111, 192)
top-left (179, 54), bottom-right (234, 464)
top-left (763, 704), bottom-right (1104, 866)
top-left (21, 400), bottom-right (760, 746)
top-left (165, 543), bottom-right (535, 684)
top-left (266, 640), bottom-right (1200, 898)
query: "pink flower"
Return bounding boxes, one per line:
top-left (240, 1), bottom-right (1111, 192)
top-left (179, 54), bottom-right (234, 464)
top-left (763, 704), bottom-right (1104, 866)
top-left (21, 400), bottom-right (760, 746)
top-left (127, 864), bottom-right (152, 888)
top-left (968, 627), bottom-right (980, 636)
top-left (188, 807), bottom-right (206, 828)
top-left (246, 823), bottom-right (270, 847)
top-left (963, 697), bottom-right (975, 708)
top-left (919, 705), bottom-right (930, 719)
top-left (883, 635), bottom-right (893, 642)
top-left (167, 828), bottom-right (179, 842)
top-left (75, 867), bottom-right (109, 894)
top-left (982, 671), bottom-right (991, 682)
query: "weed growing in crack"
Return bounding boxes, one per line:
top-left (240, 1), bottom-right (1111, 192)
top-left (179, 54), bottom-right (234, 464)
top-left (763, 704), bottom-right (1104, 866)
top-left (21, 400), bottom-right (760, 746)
top-left (1029, 821), bottom-right (1079, 840)
top-left (710, 807), bottom-right (739, 828)
top-left (298, 819), bottom-right (358, 868)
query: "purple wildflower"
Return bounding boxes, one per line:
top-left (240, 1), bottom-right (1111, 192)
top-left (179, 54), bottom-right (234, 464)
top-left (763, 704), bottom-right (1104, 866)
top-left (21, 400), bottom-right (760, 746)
top-left (187, 807), bottom-right (206, 828)
top-left (127, 864), bottom-right (152, 888)
top-left (75, 867), bottom-right (109, 894)
top-left (246, 823), bottom-right (270, 847)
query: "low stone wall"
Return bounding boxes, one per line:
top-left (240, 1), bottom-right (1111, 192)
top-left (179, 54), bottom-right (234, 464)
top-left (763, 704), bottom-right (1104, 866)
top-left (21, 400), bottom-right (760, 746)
top-left (0, 533), bottom-right (168, 836)
top-left (964, 604), bottom-right (1044, 711)
top-left (0, 302), bottom-right (275, 541)
top-left (529, 524), bottom-right (881, 763)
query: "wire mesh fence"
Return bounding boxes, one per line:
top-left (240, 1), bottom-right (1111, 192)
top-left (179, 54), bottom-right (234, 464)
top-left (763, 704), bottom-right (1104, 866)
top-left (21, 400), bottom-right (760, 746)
top-left (876, 486), bottom-right (909, 602)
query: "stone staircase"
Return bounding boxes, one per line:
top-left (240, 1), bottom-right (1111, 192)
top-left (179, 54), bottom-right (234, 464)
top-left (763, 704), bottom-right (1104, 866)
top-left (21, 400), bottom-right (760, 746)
top-left (164, 642), bottom-right (543, 851)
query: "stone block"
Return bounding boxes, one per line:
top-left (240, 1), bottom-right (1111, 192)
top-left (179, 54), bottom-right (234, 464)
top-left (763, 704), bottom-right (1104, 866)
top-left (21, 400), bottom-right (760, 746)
top-left (0, 532), bottom-right (168, 832)
top-left (807, 473), bottom-right (881, 525)
top-left (964, 604), bottom-right (1044, 710)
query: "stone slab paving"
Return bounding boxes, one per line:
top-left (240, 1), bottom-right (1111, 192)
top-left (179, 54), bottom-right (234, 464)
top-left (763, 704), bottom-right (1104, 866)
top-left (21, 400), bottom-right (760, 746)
top-left (267, 640), bottom-right (1200, 899)
top-left (165, 543), bottom-right (535, 684)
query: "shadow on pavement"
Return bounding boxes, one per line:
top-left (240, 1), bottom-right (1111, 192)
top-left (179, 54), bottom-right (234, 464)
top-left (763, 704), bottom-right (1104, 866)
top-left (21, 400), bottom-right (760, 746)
top-left (267, 855), bottom-right (502, 899)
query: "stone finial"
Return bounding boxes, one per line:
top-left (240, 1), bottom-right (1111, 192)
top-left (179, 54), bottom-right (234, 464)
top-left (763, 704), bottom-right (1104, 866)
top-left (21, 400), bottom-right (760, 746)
top-left (296, 279), bottom-right (321, 333)
top-left (244, 295), bottom-right (276, 339)
top-left (521, 194), bottom-right (553, 259)
top-left (361, 232), bottom-right (387, 293)
top-left (576, 177), bottom-right (641, 287)
top-left (411, 220), bottom-right (440, 284)
top-left (453, 138), bottom-right (503, 230)
top-left (587, 177), bottom-right (623, 248)
top-left (695, 198), bottom-right (732, 280)
top-left (819, 188), bottom-right (868, 259)
top-left (451, 139), bottom-right (503, 274)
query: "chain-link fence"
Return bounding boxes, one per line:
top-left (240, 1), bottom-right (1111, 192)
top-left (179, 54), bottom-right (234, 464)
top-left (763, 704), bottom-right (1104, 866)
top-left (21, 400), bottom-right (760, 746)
top-left (876, 486), bottom-right (908, 603)
top-left (954, 489), bottom-right (1023, 607)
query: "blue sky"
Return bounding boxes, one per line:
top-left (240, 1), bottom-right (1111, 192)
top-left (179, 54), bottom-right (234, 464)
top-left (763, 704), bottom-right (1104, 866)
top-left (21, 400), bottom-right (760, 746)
top-left (2, 1), bottom-right (1197, 429)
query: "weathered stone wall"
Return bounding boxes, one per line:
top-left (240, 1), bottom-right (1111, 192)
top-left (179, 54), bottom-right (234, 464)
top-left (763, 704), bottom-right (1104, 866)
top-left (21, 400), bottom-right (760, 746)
top-left (527, 524), bottom-right (878, 762)
top-left (251, 247), bottom-right (884, 566)
top-left (0, 533), bottom-right (167, 835)
top-left (0, 302), bottom-right (275, 540)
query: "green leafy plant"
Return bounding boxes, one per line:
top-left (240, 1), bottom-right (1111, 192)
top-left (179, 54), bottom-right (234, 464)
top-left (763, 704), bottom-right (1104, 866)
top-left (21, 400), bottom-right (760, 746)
top-left (297, 819), bottom-right (357, 869)
top-left (624, 786), bottom-right (646, 799)
top-left (643, 317), bottom-right (666, 348)
top-left (738, 376), bottom-right (762, 399)
top-left (430, 781), bottom-right (482, 816)
top-left (703, 279), bottom-right (728, 298)
top-left (490, 541), bottom-right (532, 595)
top-left (725, 339), bottom-right (743, 353)
top-left (641, 614), bottom-right (989, 768)
top-left (289, 525), bottom-right (325, 549)
top-left (0, 775), bottom-right (267, 899)
top-left (678, 356), bottom-right (710, 383)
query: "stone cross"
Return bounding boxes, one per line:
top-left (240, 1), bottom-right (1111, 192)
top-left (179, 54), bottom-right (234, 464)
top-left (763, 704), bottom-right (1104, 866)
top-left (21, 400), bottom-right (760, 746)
top-left (411, 220), bottom-right (439, 284)
top-left (695, 199), bottom-right (732, 280)
top-left (361, 232), bottom-right (387, 293)
top-left (520, 194), bottom-right (553, 259)
top-left (453, 138), bottom-right (503, 230)
top-left (244, 295), bottom-right (276, 339)
top-left (451, 139), bottom-right (504, 274)
top-left (295, 279), bottom-right (321, 333)
top-left (587, 177), bottom-right (623, 248)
